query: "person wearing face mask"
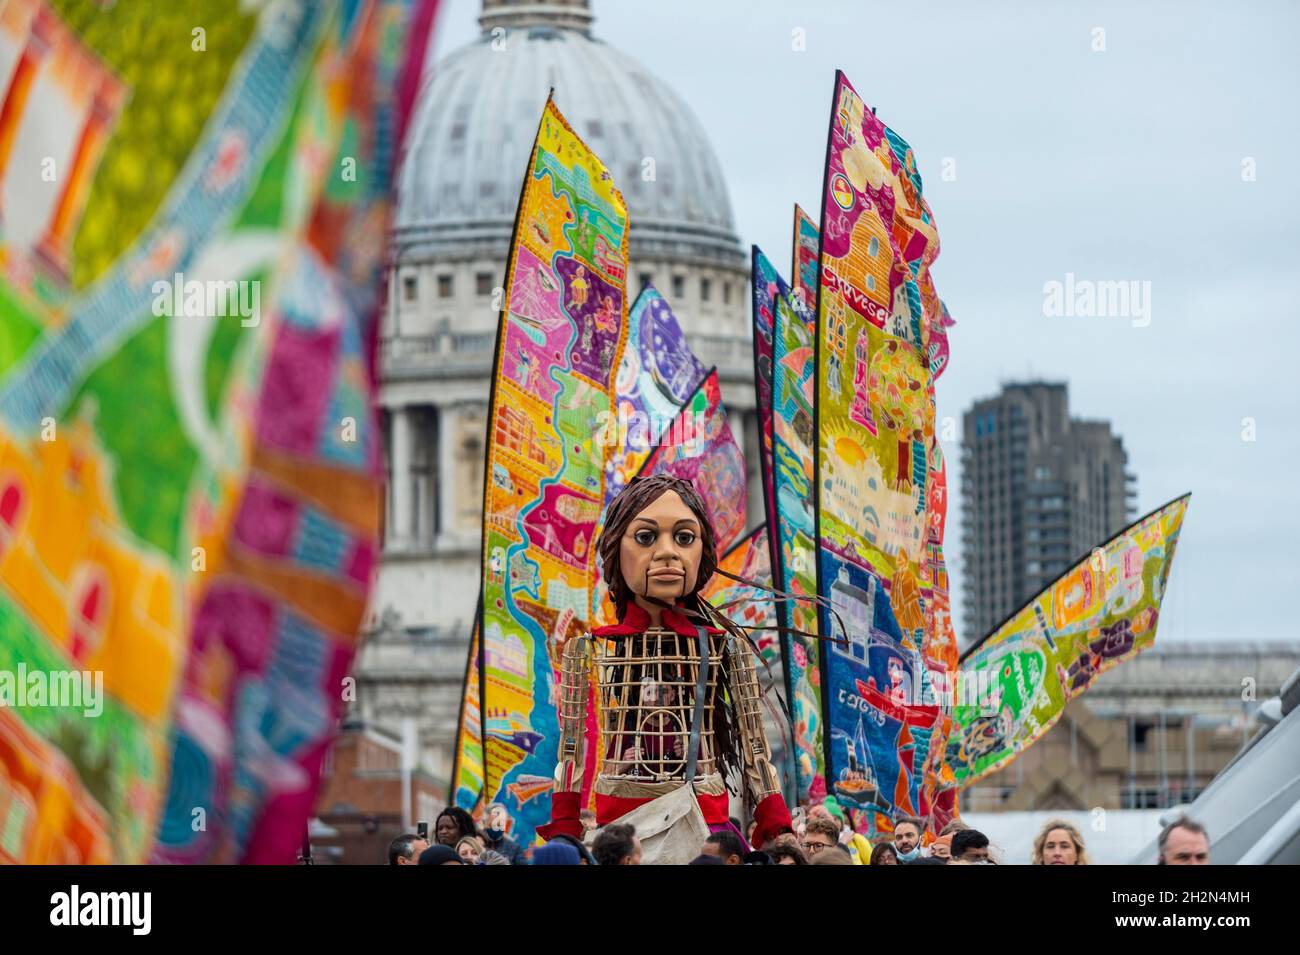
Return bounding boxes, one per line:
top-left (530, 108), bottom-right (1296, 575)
top-left (480, 802), bottom-right (526, 865)
top-left (892, 816), bottom-right (926, 864)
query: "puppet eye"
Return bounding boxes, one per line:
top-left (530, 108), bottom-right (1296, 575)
top-left (634, 528), bottom-right (656, 546)
top-left (674, 530), bottom-right (697, 547)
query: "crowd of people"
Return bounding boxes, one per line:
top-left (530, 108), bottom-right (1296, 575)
top-left (386, 801), bottom-right (1214, 867)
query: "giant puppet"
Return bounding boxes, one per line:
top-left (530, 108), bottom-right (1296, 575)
top-left (539, 475), bottom-right (793, 863)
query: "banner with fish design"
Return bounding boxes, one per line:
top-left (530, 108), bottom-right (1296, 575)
top-left (813, 71), bottom-right (956, 834)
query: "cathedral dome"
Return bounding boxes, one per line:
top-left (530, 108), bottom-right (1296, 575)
top-left (395, 0), bottom-right (744, 268)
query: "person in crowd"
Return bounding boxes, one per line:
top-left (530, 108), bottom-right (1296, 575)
top-left (767, 842), bottom-right (808, 865)
top-left (592, 822), bottom-right (642, 866)
top-left (533, 841), bottom-right (582, 865)
top-left (418, 844), bottom-right (465, 865)
top-left (869, 842), bottom-right (899, 865)
top-left (892, 815), bottom-right (925, 862)
top-left (818, 796), bottom-right (872, 864)
top-left (1031, 818), bottom-right (1090, 865)
top-left (809, 844), bottom-right (853, 865)
top-left (939, 819), bottom-right (970, 836)
top-left (480, 802), bottom-right (527, 864)
top-left (433, 807), bottom-right (477, 847)
top-left (799, 816), bottom-right (840, 860)
top-left (699, 829), bottom-right (746, 865)
top-left (579, 808), bottom-right (598, 833)
top-left (477, 849), bottom-right (511, 866)
top-left (1158, 816), bottom-right (1211, 865)
top-left (929, 833), bottom-right (953, 861)
top-left (387, 833), bottom-right (428, 866)
top-left (455, 835), bottom-right (484, 864)
top-left (688, 854), bottom-right (726, 865)
top-left (948, 829), bottom-right (991, 864)
top-left (550, 832), bottom-right (596, 864)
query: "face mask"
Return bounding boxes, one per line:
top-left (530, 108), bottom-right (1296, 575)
top-left (896, 846), bottom-right (920, 862)
top-left (485, 827), bottom-right (503, 841)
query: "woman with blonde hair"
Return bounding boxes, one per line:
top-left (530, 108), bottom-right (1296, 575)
top-left (1031, 818), bottom-right (1090, 865)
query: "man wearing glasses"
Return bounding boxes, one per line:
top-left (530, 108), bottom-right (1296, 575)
top-left (800, 817), bottom-right (841, 858)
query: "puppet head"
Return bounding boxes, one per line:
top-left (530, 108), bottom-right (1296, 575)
top-left (596, 475), bottom-right (718, 620)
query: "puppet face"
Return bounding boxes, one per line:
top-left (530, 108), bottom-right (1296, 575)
top-left (618, 489), bottom-right (703, 608)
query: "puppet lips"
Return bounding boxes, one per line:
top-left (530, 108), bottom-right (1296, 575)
top-left (648, 569), bottom-right (685, 579)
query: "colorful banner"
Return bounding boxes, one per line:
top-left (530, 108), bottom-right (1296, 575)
top-left (604, 285), bottom-right (708, 503)
top-left (793, 204), bottom-right (820, 310)
top-left (813, 71), bottom-right (956, 834)
top-left (755, 246), bottom-right (824, 805)
top-left (592, 286), bottom-right (707, 622)
top-left (950, 495), bottom-right (1191, 787)
top-left (451, 613), bottom-right (485, 814)
top-left (638, 369), bottom-right (747, 554)
top-left (699, 523), bottom-right (789, 797)
top-left (478, 98), bottom-right (629, 849)
top-left (701, 524), bottom-right (779, 665)
top-left (750, 247), bottom-right (778, 571)
top-left (0, 0), bottom-right (436, 863)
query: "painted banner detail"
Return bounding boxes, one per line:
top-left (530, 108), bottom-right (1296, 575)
top-left (478, 98), bottom-right (629, 849)
top-left (0, 0), bottom-right (436, 863)
top-left (813, 71), bottom-right (957, 835)
top-left (950, 496), bottom-right (1190, 787)
top-left (755, 247), bottom-right (825, 804)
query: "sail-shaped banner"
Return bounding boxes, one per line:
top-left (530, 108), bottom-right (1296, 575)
top-left (592, 287), bottom-right (707, 624)
top-left (754, 247), bottom-right (824, 804)
top-left (636, 370), bottom-right (748, 553)
top-left (751, 247), bottom-right (779, 571)
top-left (451, 614), bottom-right (485, 813)
top-left (950, 495), bottom-right (1191, 787)
top-left (813, 71), bottom-right (956, 834)
top-left (793, 204), bottom-right (820, 310)
top-left (0, 0), bottom-right (437, 863)
top-left (603, 286), bottom-right (709, 504)
top-left (479, 98), bottom-right (629, 848)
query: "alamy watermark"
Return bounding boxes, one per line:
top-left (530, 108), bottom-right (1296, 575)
top-left (594, 405), bottom-right (706, 455)
top-left (1042, 272), bottom-right (1151, 327)
top-left (0, 664), bottom-right (103, 717)
top-left (836, 667), bottom-right (1006, 715)
top-left (152, 271), bottom-right (260, 327)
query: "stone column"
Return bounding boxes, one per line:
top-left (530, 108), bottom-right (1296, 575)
top-left (390, 405), bottom-right (413, 549)
top-left (438, 402), bottom-right (458, 539)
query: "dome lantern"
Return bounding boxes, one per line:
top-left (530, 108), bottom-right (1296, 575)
top-left (479, 0), bottom-right (594, 37)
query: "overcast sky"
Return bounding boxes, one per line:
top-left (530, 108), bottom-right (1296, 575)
top-left (428, 0), bottom-right (1300, 645)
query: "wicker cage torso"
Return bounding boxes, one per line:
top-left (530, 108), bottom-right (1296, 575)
top-left (593, 627), bottom-right (727, 789)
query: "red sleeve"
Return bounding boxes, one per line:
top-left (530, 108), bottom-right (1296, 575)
top-left (750, 792), bottom-right (794, 850)
top-left (537, 790), bottom-right (584, 842)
